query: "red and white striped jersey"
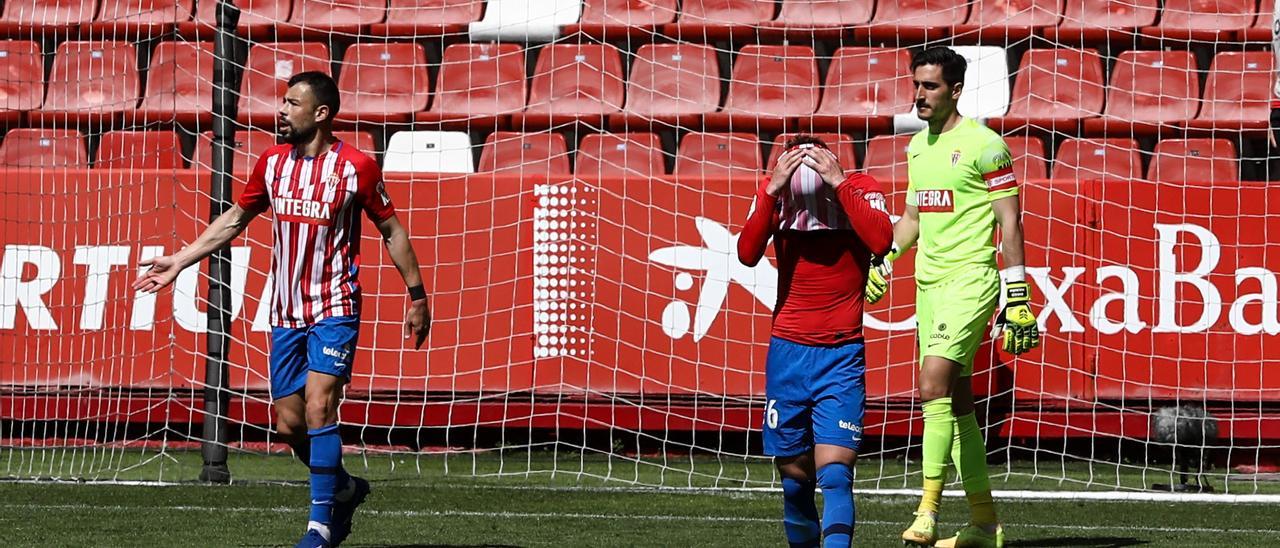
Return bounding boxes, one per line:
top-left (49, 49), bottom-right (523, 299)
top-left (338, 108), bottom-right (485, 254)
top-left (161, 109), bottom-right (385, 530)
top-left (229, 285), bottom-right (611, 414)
top-left (237, 140), bottom-right (396, 328)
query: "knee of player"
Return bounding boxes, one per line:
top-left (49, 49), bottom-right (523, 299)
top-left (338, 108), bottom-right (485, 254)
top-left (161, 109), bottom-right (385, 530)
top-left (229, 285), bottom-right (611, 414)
top-left (275, 417), bottom-right (306, 439)
top-left (816, 462), bottom-right (854, 490)
top-left (918, 381), bottom-right (951, 402)
top-left (304, 400), bottom-right (338, 428)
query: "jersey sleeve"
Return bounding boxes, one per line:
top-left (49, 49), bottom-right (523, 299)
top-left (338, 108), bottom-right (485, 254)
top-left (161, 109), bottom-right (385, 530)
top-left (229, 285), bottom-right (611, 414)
top-left (737, 177), bottom-right (780, 267)
top-left (354, 158), bottom-right (396, 223)
top-left (236, 152), bottom-right (272, 213)
top-left (978, 135), bottom-right (1018, 201)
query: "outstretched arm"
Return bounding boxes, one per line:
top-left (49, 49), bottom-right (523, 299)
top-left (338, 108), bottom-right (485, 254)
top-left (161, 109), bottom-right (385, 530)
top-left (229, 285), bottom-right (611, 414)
top-left (132, 204), bottom-right (262, 293)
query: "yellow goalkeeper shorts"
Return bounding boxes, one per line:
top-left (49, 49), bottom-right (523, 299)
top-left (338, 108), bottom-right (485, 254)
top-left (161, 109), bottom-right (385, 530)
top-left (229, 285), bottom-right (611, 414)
top-left (916, 266), bottom-right (999, 377)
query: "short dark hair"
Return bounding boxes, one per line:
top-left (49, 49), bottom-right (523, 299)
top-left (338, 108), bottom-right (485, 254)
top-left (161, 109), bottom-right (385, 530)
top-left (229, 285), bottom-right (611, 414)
top-left (783, 134), bottom-right (829, 150)
top-left (911, 47), bottom-right (967, 87)
top-left (287, 71), bottom-right (340, 120)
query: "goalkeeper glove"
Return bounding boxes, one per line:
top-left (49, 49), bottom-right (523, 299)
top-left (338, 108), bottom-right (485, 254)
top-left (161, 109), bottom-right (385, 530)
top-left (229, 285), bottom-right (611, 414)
top-left (996, 266), bottom-right (1040, 355)
top-left (865, 246), bottom-right (898, 305)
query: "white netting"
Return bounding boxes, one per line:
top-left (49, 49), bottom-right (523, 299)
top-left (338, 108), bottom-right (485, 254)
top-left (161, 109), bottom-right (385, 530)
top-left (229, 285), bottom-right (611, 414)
top-left (2, 0), bottom-right (1279, 495)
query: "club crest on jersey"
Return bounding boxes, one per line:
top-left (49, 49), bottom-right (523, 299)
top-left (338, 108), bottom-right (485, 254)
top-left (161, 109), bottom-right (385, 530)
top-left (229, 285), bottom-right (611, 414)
top-left (951, 149), bottom-right (962, 167)
top-left (323, 173), bottom-right (340, 189)
top-left (917, 189), bottom-right (954, 212)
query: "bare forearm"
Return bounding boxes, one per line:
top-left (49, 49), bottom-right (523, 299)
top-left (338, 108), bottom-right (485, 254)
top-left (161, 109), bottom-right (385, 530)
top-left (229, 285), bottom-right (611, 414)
top-left (892, 213), bottom-right (920, 255)
top-left (385, 230), bottom-right (425, 289)
top-left (1000, 220), bottom-right (1026, 268)
top-left (175, 208), bottom-right (251, 268)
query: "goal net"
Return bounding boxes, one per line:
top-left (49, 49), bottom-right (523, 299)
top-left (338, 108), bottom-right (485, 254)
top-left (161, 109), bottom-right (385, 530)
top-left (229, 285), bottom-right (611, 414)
top-left (2, 0), bottom-right (1278, 495)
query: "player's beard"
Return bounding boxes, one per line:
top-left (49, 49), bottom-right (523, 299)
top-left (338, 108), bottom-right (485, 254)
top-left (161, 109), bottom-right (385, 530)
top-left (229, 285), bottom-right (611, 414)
top-left (279, 121), bottom-right (316, 145)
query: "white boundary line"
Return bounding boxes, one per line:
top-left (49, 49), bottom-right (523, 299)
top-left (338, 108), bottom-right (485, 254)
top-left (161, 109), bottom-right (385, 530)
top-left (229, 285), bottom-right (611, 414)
top-left (2, 503), bottom-right (1278, 535)
top-left (4, 478), bottom-right (1280, 503)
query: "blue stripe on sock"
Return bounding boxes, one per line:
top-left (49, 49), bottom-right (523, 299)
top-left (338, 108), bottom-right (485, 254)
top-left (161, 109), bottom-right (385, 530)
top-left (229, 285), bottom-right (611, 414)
top-left (308, 423), bottom-right (343, 525)
top-left (817, 463), bottom-right (854, 548)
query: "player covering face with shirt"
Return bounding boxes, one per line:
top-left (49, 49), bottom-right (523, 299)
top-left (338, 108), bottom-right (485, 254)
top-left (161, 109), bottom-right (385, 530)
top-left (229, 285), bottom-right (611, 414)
top-left (739, 136), bottom-right (893, 547)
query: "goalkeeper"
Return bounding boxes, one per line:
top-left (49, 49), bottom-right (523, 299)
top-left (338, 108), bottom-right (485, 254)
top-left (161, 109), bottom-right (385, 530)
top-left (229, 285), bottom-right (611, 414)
top-left (865, 47), bottom-right (1040, 548)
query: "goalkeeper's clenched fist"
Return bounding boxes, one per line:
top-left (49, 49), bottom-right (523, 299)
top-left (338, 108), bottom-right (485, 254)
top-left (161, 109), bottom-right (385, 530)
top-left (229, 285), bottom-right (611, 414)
top-left (865, 247), bottom-right (898, 305)
top-left (996, 274), bottom-right (1040, 354)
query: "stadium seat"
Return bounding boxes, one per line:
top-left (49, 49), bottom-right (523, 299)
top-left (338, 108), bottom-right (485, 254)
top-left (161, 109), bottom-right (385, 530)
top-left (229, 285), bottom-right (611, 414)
top-left (954, 0), bottom-right (1062, 41)
top-left (1045, 0), bottom-right (1158, 44)
top-left (806, 47), bottom-right (912, 135)
top-left (674, 132), bottom-right (761, 177)
top-left (1140, 0), bottom-right (1254, 42)
top-left (758, 0), bottom-right (873, 39)
top-left (1241, 0), bottom-right (1273, 41)
top-left (137, 41), bottom-right (215, 127)
top-left (951, 46), bottom-right (1011, 120)
top-left (1004, 135), bottom-right (1048, 181)
top-left (766, 133), bottom-right (859, 171)
top-left (190, 129), bottom-right (276, 174)
top-left (181, 0), bottom-right (291, 37)
top-left (0, 41), bottom-right (44, 126)
top-left (1148, 138), bottom-right (1238, 184)
top-left (478, 132), bottom-right (570, 174)
top-left (992, 48), bottom-right (1105, 132)
top-left (237, 42), bottom-right (332, 127)
top-left (469, 0), bottom-right (581, 42)
top-left (95, 130), bottom-right (184, 169)
top-left (334, 43), bottom-right (429, 124)
top-left (1052, 138), bottom-right (1141, 181)
top-left (334, 131), bottom-right (376, 155)
top-left (1082, 51), bottom-right (1198, 136)
top-left (704, 45), bottom-right (818, 132)
top-left (564, 0), bottom-right (678, 39)
top-left (415, 43), bottom-right (526, 128)
top-left (31, 41), bottom-right (140, 127)
top-left (281, 0), bottom-right (387, 38)
top-left (861, 134), bottom-right (912, 185)
top-left (1188, 51), bottom-right (1273, 133)
top-left (859, 0), bottom-right (970, 42)
top-left (576, 132), bottom-right (665, 177)
top-left (0, 129), bottom-right (87, 167)
top-left (515, 43), bottom-right (625, 128)
top-left (611, 42), bottom-right (720, 129)
top-left (383, 130), bottom-right (474, 173)
top-left (0, 0), bottom-right (97, 35)
top-left (89, 0), bottom-right (193, 36)
top-left (372, 0), bottom-right (483, 37)
top-left (664, 0), bottom-right (774, 41)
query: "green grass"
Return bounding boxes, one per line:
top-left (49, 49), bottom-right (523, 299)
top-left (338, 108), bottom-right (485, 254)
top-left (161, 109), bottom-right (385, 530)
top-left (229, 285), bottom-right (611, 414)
top-left (1, 449), bottom-right (1276, 546)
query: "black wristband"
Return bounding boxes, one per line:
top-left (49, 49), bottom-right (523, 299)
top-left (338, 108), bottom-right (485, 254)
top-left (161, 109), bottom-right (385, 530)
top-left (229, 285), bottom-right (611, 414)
top-left (408, 285), bottom-right (427, 301)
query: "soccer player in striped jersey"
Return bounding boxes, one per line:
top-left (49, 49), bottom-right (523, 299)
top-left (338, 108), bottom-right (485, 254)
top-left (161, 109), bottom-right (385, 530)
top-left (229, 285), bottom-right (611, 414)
top-left (739, 135), bottom-right (894, 547)
top-left (133, 71), bottom-right (431, 548)
top-left (865, 47), bottom-right (1040, 548)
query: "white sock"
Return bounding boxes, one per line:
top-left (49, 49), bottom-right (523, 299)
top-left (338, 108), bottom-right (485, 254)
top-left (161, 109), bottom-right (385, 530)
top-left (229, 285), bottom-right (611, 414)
top-left (307, 521), bottom-right (331, 541)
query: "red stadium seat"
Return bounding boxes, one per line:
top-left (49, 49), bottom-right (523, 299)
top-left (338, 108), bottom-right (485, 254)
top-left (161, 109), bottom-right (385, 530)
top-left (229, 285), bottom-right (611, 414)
top-left (806, 47), bottom-right (912, 134)
top-left (31, 41), bottom-right (140, 127)
top-left (1046, 0), bottom-right (1158, 44)
top-left (1188, 51), bottom-right (1273, 133)
top-left (576, 132), bottom-right (666, 177)
top-left (859, 0), bottom-right (970, 42)
top-left (515, 43), bottom-right (625, 128)
top-left (237, 42), bottom-right (332, 127)
top-left (861, 134), bottom-right (912, 185)
top-left (674, 132), bottom-right (761, 177)
top-left (564, 0), bottom-right (678, 39)
top-left (0, 41), bottom-right (44, 126)
top-left (0, 0), bottom-right (97, 35)
top-left (281, 0), bottom-right (386, 38)
top-left (191, 129), bottom-right (277, 174)
top-left (1052, 138), bottom-right (1141, 181)
top-left (1148, 138), bottom-right (1238, 183)
top-left (1083, 50), bottom-right (1198, 136)
top-left (1241, 0), bottom-right (1273, 41)
top-left (1005, 135), bottom-right (1047, 181)
top-left (766, 133), bottom-right (859, 170)
top-left (372, 0), bottom-right (484, 37)
top-left (95, 130), bottom-right (184, 169)
top-left (704, 45), bottom-right (818, 132)
top-left (993, 48), bottom-right (1105, 132)
top-left (611, 42), bottom-right (719, 129)
top-left (0, 129), bottom-right (87, 167)
top-left (415, 43), bottom-right (526, 128)
top-left (334, 131), bottom-right (377, 155)
top-left (478, 132), bottom-right (570, 174)
top-left (334, 43), bottom-right (429, 124)
top-left (664, 0), bottom-right (774, 41)
top-left (182, 0), bottom-right (291, 38)
top-left (137, 41), bottom-right (215, 126)
top-left (759, 0), bottom-right (873, 38)
top-left (954, 0), bottom-right (1062, 41)
top-left (1140, 0), bottom-right (1254, 42)
top-left (89, 0), bottom-right (193, 36)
